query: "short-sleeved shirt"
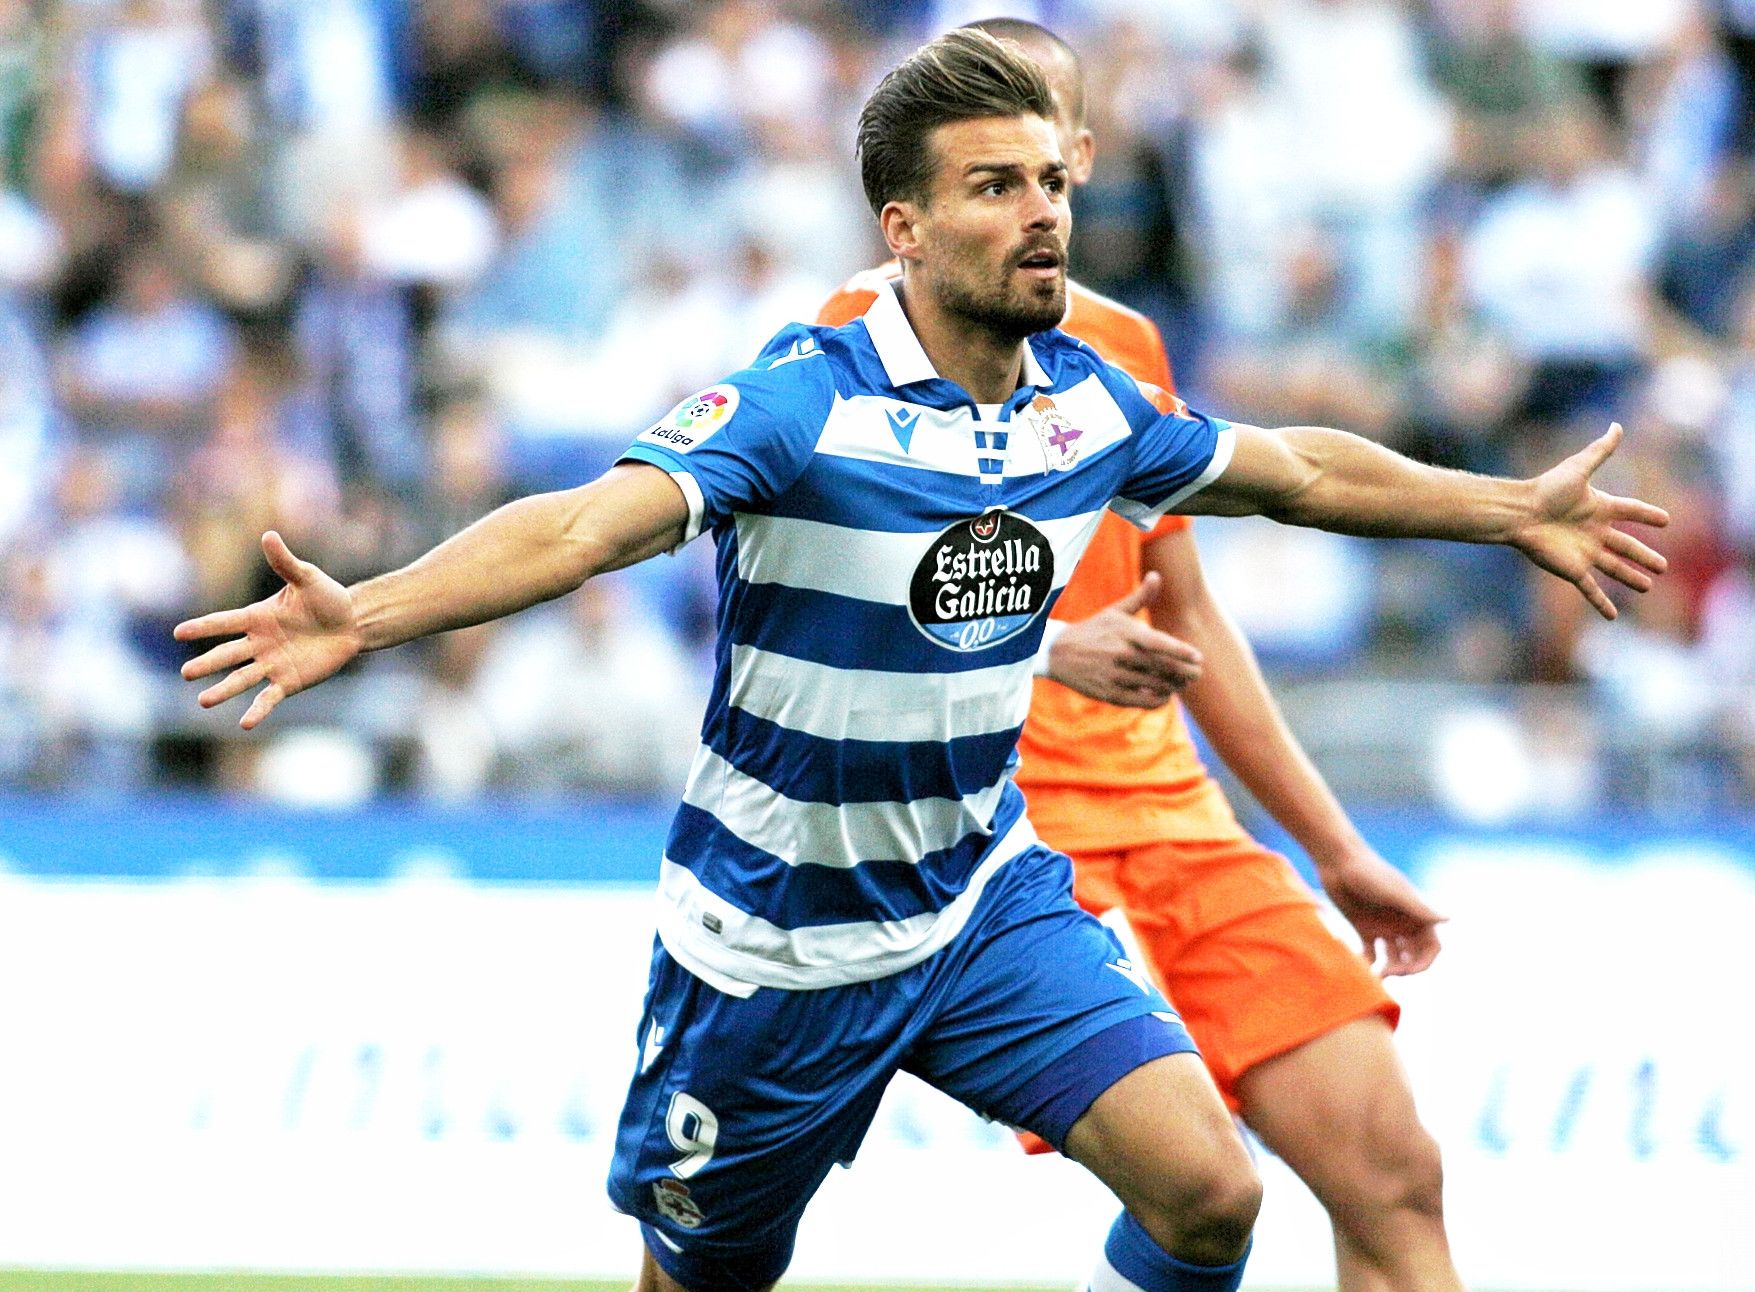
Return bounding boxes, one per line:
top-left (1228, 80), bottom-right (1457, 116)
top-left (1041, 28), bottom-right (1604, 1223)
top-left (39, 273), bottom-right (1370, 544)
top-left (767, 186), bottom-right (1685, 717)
top-left (619, 282), bottom-right (1234, 993)
top-left (818, 269), bottom-right (1236, 851)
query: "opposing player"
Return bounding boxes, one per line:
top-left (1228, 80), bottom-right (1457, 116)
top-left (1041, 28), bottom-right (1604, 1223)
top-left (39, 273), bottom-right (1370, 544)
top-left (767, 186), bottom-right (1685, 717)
top-left (821, 21), bottom-right (1467, 1290)
top-left (177, 30), bottom-right (1666, 1292)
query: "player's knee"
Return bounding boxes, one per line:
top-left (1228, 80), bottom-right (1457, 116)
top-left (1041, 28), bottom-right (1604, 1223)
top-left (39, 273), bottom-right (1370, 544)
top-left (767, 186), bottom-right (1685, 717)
top-left (1388, 1123), bottom-right (1446, 1220)
top-left (1134, 1151), bottom-right (1262, 1266)
top-left (1338, 1116), bottom-right (1446, 1227)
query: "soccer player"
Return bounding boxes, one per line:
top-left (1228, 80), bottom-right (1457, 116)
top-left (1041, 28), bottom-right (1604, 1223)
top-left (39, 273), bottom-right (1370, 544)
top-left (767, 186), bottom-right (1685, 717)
top-left (176, 30), bottom-right (1667, 1292)
top-left (820, 20), bottom-right (1468, 1290)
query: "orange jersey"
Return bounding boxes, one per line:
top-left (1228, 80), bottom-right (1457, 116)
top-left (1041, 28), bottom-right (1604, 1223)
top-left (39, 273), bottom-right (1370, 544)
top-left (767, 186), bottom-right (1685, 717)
top-left (816, 267), bottom-right (1241, 853)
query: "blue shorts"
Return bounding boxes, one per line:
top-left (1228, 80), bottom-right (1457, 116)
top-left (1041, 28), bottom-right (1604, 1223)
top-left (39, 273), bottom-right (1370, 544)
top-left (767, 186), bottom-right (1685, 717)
top-left (607, 845), bottom-right (1196, 1288)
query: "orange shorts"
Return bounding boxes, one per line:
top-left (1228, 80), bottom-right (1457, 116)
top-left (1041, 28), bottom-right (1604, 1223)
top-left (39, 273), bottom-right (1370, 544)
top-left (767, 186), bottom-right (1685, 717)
top-left (1070, 833), bottom-right (1399, 1113)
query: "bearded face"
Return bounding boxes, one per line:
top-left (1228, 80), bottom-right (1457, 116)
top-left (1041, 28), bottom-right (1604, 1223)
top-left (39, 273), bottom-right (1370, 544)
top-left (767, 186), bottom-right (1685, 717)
top-left (933, 227), bottom-right (1068, 339)
top-left (911, 114), bottom-right (1071, 341)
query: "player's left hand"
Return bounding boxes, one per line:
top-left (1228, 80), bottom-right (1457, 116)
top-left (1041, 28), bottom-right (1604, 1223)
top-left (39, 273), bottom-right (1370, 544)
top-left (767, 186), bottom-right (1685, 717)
top-left (1045, 573), bottom-right (1203, 708)
top-left (1511, 423), bottom-right (1670, 620)
top-left (1317, 847), bottom-right (1446, 977)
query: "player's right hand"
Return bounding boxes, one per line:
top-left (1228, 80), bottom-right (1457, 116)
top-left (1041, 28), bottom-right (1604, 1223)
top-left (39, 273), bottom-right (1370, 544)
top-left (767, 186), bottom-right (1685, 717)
top-left (174, 530), bottom-right (361, 730)
top-left (1046, 572), bottom-right (1202, 708)
top-left (1510, 422), bottom-right (1669, 619)
top-left (1317, 845), bottom-right (1446, 977)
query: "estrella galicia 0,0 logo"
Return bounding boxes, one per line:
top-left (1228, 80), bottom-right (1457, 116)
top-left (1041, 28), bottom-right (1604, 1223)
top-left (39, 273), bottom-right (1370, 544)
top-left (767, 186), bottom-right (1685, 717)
top-left (908, 509), bottom-right (1055, 652)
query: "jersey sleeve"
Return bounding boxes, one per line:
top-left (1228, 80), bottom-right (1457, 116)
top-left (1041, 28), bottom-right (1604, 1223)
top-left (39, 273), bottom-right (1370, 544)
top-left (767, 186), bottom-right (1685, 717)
top-left (1097, 368), bottom-right (1235, 530)
top-left (618, 323), bottom-right (834, 544)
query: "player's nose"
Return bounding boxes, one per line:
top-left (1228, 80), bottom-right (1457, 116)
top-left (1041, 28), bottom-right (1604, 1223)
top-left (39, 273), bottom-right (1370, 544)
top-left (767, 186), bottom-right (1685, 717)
top-left (1022, 180), bottom-right (1059, 230)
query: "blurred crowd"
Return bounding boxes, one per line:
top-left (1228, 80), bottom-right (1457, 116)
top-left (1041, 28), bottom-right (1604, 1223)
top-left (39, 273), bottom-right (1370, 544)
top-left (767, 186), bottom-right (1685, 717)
top-left (0, 0), bottom-right (1753, 812)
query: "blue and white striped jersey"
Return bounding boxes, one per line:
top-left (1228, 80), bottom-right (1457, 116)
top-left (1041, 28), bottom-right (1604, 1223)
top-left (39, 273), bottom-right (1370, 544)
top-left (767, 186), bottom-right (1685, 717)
top-left (619, 283), bottom-right (1234, 994)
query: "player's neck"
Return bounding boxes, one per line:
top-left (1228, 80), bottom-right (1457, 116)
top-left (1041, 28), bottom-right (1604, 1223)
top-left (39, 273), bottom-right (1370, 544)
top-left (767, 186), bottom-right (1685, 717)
top-left (895, 280), bottom-right (1027, 405)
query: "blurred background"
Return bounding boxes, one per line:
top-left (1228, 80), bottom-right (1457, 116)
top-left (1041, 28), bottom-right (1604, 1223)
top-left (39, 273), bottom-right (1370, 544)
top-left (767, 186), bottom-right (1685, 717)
top-left (0, 0), bottom-right (1750, 1288)
top-left (0, 0), bottom-right (1751, 811)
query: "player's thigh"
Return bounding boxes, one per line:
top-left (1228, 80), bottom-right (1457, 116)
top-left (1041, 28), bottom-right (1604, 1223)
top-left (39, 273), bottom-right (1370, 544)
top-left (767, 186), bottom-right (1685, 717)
top-left (1234, 1014), bottom-right (1438, 1199)
top-left (904, 847), bottom-right (1202, 1153)
top-left (1122, 837), bottom-right (1399, 1108)
top-left (608, 942), bottom-right (898, 1284)
top-left (1061, 1049), bottom-right (1256, 1222)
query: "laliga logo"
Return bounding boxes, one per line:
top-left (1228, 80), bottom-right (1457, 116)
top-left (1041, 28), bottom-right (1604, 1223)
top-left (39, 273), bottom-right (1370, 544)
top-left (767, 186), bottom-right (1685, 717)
top-left (678, 390), bottom-right (731, 429)
top-left (908, 508), bottom-right (1055, 652)
top-left (639, 385), bottom-right (741, 453)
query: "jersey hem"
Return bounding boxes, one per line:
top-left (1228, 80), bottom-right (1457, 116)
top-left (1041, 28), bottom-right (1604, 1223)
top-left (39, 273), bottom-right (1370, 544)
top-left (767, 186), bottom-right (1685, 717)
top-left (654, 812), bottom-right (1040, 991)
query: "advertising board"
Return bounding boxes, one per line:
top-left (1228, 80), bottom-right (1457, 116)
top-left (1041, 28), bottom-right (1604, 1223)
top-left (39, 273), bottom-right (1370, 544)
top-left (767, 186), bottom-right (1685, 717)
top-left (0, 801), bottom-right (1748, 1287)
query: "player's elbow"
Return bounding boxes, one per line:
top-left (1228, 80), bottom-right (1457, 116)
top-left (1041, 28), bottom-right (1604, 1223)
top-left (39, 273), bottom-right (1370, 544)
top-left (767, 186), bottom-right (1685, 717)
top-left (1253, 429), bottom-right (1338, 528)
top-left (1208, 425), bottom-right (1326, 525)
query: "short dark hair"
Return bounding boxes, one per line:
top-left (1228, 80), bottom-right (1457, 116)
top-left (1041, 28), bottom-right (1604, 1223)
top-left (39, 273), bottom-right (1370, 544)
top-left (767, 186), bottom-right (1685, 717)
top-left (856, 27), bottom-right (1055, 217)
top-left (964, 17), bottom-right (1086, 127)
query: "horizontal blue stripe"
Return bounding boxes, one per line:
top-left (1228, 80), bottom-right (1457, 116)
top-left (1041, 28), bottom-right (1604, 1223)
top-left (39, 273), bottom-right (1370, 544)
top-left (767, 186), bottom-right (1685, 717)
top-left (703, 704), bottom-right (1022, 805)
top-left (723, 576), bottom-right (1060, 673)
top-left (764, 453), bottom-right (992, 531)
top-left (666, 785), bottom-right (1029, 928)
top-left (762, 442), bottom-right (1138, 532)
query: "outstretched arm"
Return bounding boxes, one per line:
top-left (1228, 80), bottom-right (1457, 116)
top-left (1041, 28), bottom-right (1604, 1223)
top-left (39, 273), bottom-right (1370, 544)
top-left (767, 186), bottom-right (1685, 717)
top-left (175, 463), bottom-right (689, 728)
top-left (1144, 526), bottom-right (1442, 975)
top-left (1183, 421), bottom-right (1668, 619)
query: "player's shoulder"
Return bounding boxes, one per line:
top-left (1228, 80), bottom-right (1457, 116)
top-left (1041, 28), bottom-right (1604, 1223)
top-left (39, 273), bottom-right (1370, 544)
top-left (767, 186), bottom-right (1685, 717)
top-left (723, 312), bottom-right (917, 417)
top-left (725, 320), bottom-right (845, 405)
top-left (632, 321), bottom-right (841, 458)
top-left (1031, 324), bottom-right (1136, 391)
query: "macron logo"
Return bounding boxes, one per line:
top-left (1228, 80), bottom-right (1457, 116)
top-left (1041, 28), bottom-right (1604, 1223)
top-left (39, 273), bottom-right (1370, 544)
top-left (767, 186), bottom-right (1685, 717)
top-left (641, 1023), bottom-right (667, 1074)
top-left (1105, 958), bottom-right (1155, 997)
top-left (886, 406), bottom-right (920, 452)
top-left (768, 337), bottom-right (821, 369)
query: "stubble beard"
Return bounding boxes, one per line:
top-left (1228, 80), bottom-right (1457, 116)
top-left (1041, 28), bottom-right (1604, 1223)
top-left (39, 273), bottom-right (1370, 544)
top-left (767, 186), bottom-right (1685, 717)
top-left (936, 264), bottom-right (1067, 341)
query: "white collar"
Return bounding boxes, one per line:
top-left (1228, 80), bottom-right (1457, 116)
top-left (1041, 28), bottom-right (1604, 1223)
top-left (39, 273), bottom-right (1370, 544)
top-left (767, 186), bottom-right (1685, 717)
top-left (860, 280), bottom-right (1051, 393)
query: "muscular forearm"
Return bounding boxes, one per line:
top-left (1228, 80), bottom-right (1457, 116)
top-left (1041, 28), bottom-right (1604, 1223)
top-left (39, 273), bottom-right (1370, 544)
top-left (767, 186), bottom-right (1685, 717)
top-left (1186, 420), bottom-right (1666, 622)
top-left (353, 471), bottom-right (684, 652)
top-left (1206, 425), bottom-right (1535, 543)
top-left (351, 492), bottom-right (594, 651)
top-left (1158, 591), bottom-right (1366, 872)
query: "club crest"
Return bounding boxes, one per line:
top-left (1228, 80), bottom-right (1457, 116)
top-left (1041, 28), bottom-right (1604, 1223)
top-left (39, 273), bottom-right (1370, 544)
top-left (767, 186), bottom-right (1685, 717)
top-left (1025, 394), bottom-right (1083, 471)
top-left (652, 1178), bottom-right (705, 1229)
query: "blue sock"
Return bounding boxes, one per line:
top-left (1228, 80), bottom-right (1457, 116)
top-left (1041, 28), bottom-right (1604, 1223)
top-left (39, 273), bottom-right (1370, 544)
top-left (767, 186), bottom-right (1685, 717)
top-left (1086, 1210), bottom-right (1251, 1292)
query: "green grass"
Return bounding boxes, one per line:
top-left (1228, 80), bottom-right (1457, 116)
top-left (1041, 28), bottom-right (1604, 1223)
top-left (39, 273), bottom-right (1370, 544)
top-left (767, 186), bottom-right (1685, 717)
top-left (0, 1281), bottom-right (633, 1292)
top-left (0, 1277), bottom-right (1072, 1292)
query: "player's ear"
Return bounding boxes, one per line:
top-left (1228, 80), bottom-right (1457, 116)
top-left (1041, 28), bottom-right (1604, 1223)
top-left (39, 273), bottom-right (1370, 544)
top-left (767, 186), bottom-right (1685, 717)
top-left (880, 199), bottom-right (924, 263)
top-left (1067, 126), bottom-right (1095, 186)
